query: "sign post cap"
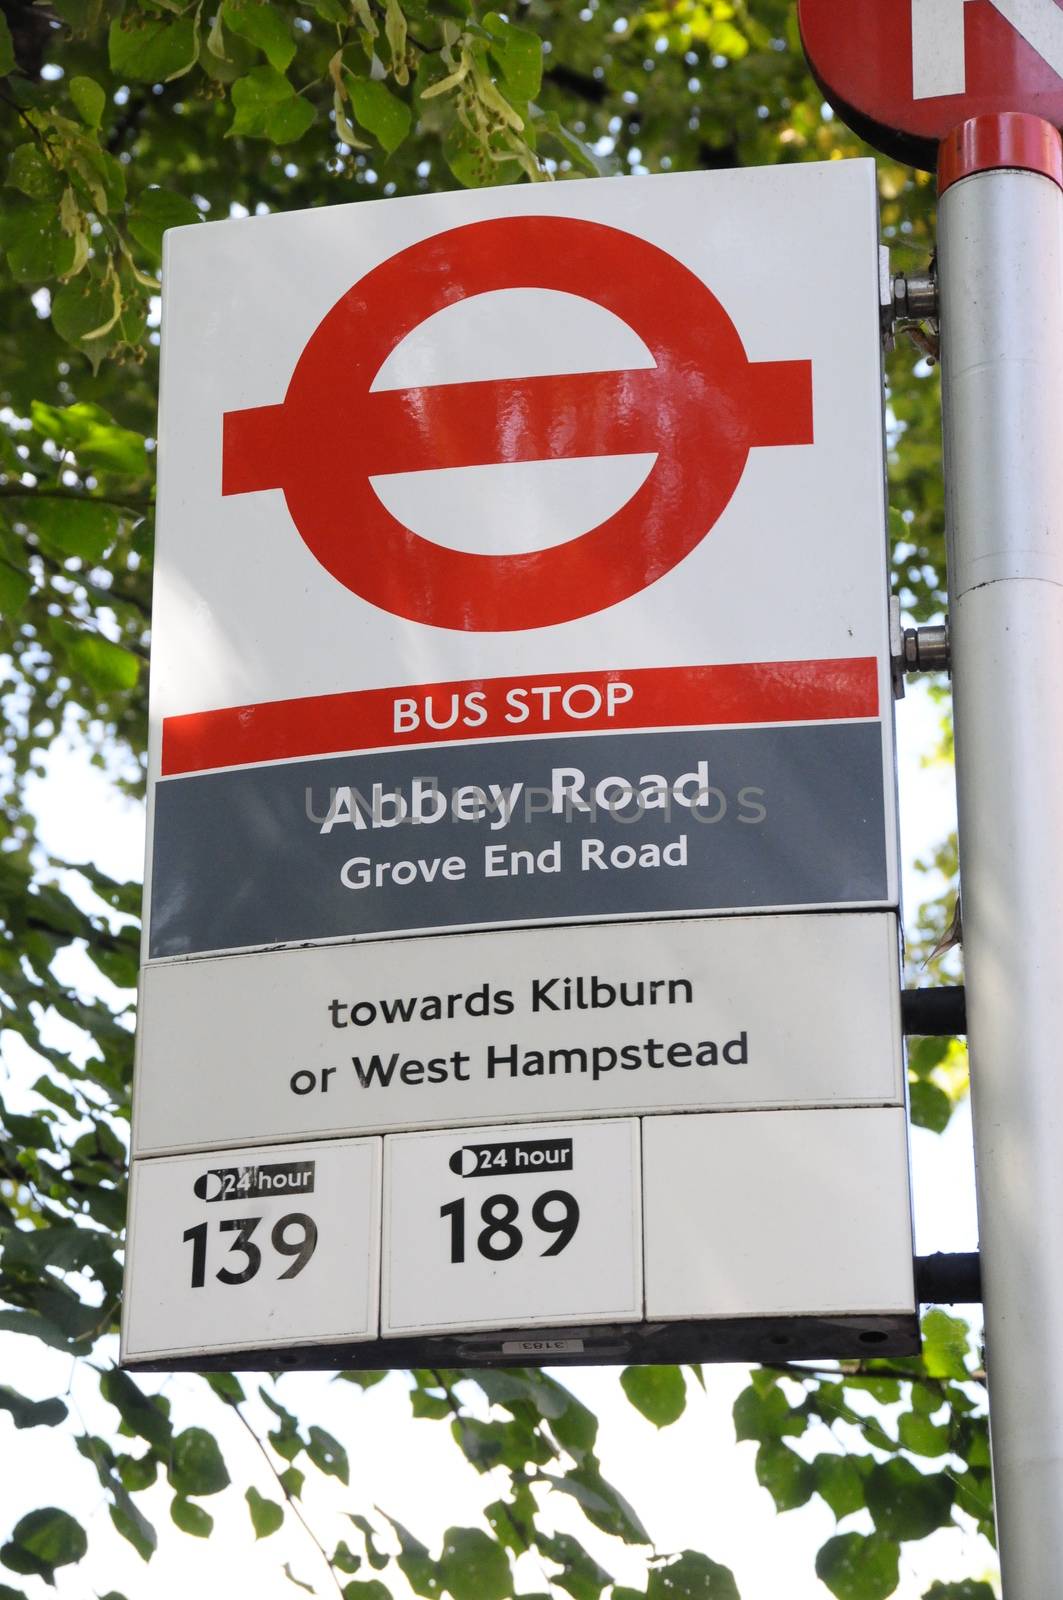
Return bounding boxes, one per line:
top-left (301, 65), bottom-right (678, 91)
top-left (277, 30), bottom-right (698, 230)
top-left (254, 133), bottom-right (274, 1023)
top-left (938, 112), bottom-right (1063, 194)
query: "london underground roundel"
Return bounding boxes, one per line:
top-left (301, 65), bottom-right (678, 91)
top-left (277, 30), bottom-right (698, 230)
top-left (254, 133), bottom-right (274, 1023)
top-left (799, 0), bottom-right (1063, 170)
top-left (222, 215), bottom-right (813, 632)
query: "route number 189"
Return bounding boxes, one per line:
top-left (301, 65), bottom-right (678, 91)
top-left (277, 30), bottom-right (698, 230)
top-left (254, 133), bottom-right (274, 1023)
top-left (439, 1190), bottom-right (580, 1263)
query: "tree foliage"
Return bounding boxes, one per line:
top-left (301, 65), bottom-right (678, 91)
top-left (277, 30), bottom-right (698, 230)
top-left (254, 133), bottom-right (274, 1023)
top-left (1, 0), bottom-right (982, 1595)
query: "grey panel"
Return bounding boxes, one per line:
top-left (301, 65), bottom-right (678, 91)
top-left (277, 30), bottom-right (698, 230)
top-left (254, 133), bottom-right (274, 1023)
top-left (148, 724), bottom-right (889, 957)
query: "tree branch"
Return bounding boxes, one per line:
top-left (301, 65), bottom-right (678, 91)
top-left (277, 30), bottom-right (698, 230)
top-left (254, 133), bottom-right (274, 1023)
top-left (0, 484), bottom-right (153, 510)
top-left (227, 1397), bottom-right (348, 1600)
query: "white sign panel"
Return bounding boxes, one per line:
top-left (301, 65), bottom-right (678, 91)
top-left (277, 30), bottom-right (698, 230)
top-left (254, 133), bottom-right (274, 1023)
top-left (642, 1109), bottom-right (915, 1321)
top-left (122, 1138), bottom-right (381, 1361)
top-left (133, 912), bottom-right (904, 1156)
top-left (381, 1119), bottom-right (642, 1336)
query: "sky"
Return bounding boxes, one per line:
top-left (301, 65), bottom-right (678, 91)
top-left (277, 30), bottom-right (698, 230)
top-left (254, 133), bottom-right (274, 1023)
top-left (0, 676), bottom-right (994, 1600)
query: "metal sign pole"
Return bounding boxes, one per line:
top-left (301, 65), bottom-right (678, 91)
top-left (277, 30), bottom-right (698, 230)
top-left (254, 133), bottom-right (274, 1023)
top-left (938, 114), bottom-right (1063, 1594)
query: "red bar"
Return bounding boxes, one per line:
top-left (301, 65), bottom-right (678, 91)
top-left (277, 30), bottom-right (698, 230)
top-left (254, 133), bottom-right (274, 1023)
top-left (161, 658), bottom-right (879, 777)
top-left (222, 404), bottom-right (286, 495)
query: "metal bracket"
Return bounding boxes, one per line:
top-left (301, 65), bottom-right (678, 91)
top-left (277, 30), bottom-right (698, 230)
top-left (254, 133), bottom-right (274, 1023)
top-left (880, 247), bottom-right (939, 351)
top-left (891, 599), bottom-right (950, 696)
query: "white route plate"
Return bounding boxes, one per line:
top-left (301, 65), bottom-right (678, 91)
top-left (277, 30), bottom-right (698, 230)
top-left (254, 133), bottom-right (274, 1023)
top-left (122, 1137), bottom-right (381, 1360)
top-left (381, 1118), bottom-right (642, 1336)
top-left (642, 1108), bottom-right (915, 1321)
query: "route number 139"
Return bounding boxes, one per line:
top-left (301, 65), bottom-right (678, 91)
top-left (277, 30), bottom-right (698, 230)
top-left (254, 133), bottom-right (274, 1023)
top-left (182, 1212), bottom-right (318, 1287)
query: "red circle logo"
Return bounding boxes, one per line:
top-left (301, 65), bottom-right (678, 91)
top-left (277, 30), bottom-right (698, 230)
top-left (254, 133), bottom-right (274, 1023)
top-left (223, 215), bottom-right (813, 632)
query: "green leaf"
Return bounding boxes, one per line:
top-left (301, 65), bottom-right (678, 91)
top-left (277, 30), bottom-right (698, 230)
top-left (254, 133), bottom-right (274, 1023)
top-left (7, 145), bottom-right (63, 200)
top-left (910, 1079), bottom-right (953, 1133)
top-left (332, 1540), bottom-right (362, 1574)
top-left (921, 1309), bottom-right (972, 1379)
top-left (348, 75), bottom-right (412, 154)
top-left (911, 1382), bottom-right (943, 1416)
top-left (845, 1375), bottom-right (902, 1406)
top-left (484, 1490), bottom-right (534, 1558)
top-left (30, 402), bottom-right (147, 476)
top-left (168, 1427), bottom-right (231, 1497)
top-left (384, 0), bottom-right (407, 82)
top-left (0, 11), bottom-right (14, 75)
top-left (117, 1453), bottom-right (157, 1493)
top-left (377, 1512), bottom-right (439, 1597)
top-left (443, 119), bottom-right (521, 189)
top-left (128, 188), bottom-right (201, 261)
top-left (533, 108), bottom-right (612, 175)
top-left (63, 631), bottom-right (141, 693)
top-left (645, 1552), bottom-right (740, 1599)
top-left (70, 76), bottom-right (106, 128)
top-left (908, 1036), bottom-right (951, 1077)
top-left (536, 1531), bottom-right (611, 1600)
top-left (230, 66), bottom-right (315, 143)
top-left (922, 1585), bottom-right (996, 1599)
top-left (170, 1496), bottom-right (214, 1537)
top-left (269, 1424), bottom-right (303, 1461)
top-left (732, 1382), bottom-right (806, 1444)
top-left (0, 1509), bottom-right (87, 1584)
top-left (865, 1459), bottom-right (955, 1541)
top-left (483, 12), bottom-right (542, 100)
top-left (279, 1466), bottom-right (304, 1498)
top-left (284, 1565), bottom-right (316, 1594)
top-left (109, 15), bottom-right (199, 82)
top-left (471, 1369), bottom-right (567, 1420)
top-left (439, 1528), bottom-right (513, 1600)
top-left (0, 199), bottom-right (77, 282)
top-left (337, 1370), bottom-right (387, 1389)
top-left (0, 1385), bottom-right (67, 1429)
top-left (398, 1549), bottom-right (441, 1598)
top-left (100, 1370), bottom-right (172, 1450)
top-left (246, 1487), bottom-right (284, 1539)
top-left (307, 1425), bottom-right (349, 1484)
top-left (350, 1514), bottom-right (392, 1572)
top-left (204, 1372), bottom-right (246, 1404)
top-left (0, 562), bottom-right (32, 614)
top-left (411, 1387), bottom-right (451, 1421)
top-left (546, 1388), bottom-right (597, 1456)
top-left (51, 273), bottom-right (145, 368)
top-left (222, 0), bottom-right (296, 71)
top-left (813, 1454), bottom-right (867, 1520)
top-left (815, 1534), bottom-right (900, 1600)
top-left (897, 1411), bottom-right (950, 1457)
top-left (755, 1440), bottom-right (814, 1511)
top-left (342, 1584), bottom-right (392, 1600)
top-left (0, 1310), bottom-right (83, 1353)
top-left (550, 1464), bottom-right (649, 1545)
top-left (31, 497), bottom-right (120, 562)
top-left (953, 1467), bottom-right (995, 1536)
top-left (620, 1366), bottom-right (686, 1428)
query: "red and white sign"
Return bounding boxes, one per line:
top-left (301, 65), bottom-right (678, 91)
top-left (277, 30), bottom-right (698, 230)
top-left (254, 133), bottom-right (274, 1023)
top-left (150, 162), bottom-right (892, 756)
top-left (221, 216), bottom-right (812, 631)
top-left (799, 0), bottom-right (1063, 167)
top-left (127, 165), bottom-right (916, 1366)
